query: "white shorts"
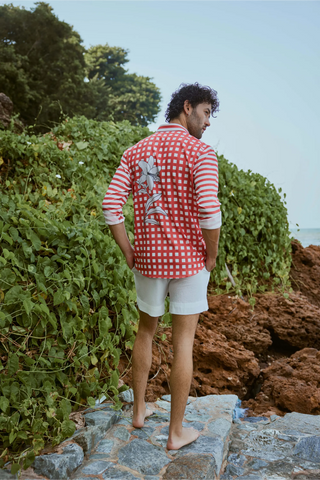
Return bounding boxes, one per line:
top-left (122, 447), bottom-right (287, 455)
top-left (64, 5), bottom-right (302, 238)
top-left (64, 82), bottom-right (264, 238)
top-left (132, 267), bottom-right (211, 317)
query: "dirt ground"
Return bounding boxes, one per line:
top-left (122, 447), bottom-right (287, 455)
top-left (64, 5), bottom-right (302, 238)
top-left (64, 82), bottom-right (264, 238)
top-left (119, 240), bottom-right (320, 417)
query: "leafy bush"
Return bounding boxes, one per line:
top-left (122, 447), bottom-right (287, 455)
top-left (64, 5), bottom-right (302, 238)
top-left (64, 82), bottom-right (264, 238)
top-left (0, 116), bottom-right (150, 471)
top-left (212, 154), bottom-right (292, 303)
top-left (0, 116), bottom-right (292, 471)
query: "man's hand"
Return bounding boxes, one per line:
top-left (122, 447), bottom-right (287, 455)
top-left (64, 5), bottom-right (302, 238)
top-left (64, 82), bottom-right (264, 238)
top-left (126, 250), bottom-right (135, 270)
top-left (205, 257), bottom-right (216, 272)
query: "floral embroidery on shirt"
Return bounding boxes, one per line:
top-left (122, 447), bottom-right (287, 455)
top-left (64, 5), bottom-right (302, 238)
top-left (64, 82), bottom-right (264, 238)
top-left (137, 155), bottom-right (168, 225)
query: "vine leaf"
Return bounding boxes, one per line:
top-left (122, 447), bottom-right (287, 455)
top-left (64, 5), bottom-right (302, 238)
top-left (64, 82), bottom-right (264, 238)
top-left (145, 218), bottom-right (160, 225)
top-left (0, 396), bottom-right (9, 413)
top-left (146, 206), bottom-right (168, 217)
top-left (7, 354), bottom-right (19, 376)
top-left (145, 193), bottom-right (162, 214)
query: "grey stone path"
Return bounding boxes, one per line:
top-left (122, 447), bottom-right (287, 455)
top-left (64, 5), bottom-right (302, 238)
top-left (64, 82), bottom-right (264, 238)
top-left (1, 395), bottom-right (320, 479)
top-left (221, 413), bottom-right (320, 480)
top-left (70, 394), bottom-right (238, 480)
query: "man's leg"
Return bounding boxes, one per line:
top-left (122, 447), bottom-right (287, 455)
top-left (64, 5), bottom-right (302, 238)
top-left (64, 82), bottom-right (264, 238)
top-left (167, 313), bottom-right (200, 450)
top-left (132, 310), bottom-right (158, 428)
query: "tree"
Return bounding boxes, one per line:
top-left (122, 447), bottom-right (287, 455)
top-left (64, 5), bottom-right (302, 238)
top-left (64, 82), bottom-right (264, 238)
top-left (0, 2), bottom-right (94, 129)
top-left (85, 44), bottom-right (161, 126)
top-left (0, 3), bottom-right (161, 130)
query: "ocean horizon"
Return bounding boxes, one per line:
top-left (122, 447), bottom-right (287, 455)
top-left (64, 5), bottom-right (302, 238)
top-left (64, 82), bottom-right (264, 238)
top-left (290, 228), bottom-right (320, 248)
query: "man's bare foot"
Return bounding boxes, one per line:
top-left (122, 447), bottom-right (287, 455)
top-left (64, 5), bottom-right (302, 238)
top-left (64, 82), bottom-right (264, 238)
top-left (167, 427), bottom-right (200, 450)
top-left (132, 407), bottom-right (154, 428)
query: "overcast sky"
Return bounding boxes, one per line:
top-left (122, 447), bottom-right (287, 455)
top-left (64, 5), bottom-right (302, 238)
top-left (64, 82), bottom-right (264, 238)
top-left (3, 1), bottom-right (320, 229)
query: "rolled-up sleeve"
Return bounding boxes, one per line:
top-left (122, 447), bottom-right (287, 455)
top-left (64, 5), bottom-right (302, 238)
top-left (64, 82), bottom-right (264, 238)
top-left (193, 145), bottom-right (222, 229)
top-left (102, 153), bottom-right (132, 225)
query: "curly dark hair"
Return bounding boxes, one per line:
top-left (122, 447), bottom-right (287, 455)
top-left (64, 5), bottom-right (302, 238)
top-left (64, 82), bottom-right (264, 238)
top-left (165, 83), bottom-right (219, 122)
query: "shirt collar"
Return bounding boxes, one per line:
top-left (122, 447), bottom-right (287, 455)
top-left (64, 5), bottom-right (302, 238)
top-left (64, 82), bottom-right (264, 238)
top-left (157, 123), bottom-right (189, 134)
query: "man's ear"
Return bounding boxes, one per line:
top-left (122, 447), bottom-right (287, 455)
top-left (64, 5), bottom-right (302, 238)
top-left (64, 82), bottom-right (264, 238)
top-left (183, 100), bottom-right (192, 116)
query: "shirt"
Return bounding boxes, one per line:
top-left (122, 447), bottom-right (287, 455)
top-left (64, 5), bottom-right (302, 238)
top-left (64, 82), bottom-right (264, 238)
top-left (102, 123), bottom-right (221, 278)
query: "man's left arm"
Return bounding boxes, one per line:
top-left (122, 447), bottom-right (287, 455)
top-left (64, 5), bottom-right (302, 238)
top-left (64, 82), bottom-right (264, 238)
top-left (193, 145), bottom-right (222, 270)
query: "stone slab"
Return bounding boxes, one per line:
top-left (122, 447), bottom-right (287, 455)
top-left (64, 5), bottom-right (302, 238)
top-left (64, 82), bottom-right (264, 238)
top-left (112, 426), bottom-right (130, 442)
top-left (227, 453), bottom-right (246, 466)
top-left (293, 436), bottom-right (320, 463)
top-left (155, 400), bottom-right (171, 411)
top-left (73, 409), bottom-right (119, 454)
top-left (132, 426), bottom-right (155, 439)
top-left (118, 389), bottom-right (134, 403)
top-left (118, 438), bottom-right (170, 475)
top-left (241, 428), bottom-right (295, 462)
top-left (163, 454), bottom-right (216, 479)
top-left (272, 412), bottom-right (320, 436)
top-left (242, 417), bottom-right (269, 423)
top-left (185, 395), bottom-right (238, 418)
top-left (95, 439), bottom-right (114, 454)
top-left (102, 465), bottom-right (141, 479)
top-left (81, 460), bottom-right (113, 475)
top-left (224, 463), bottom-right (246, 477)
top-left (84, 410), bottom-right (119, 428)
top-left (207, 418), bottom-right (232, 443)
top-left (33, 443), bottom-right (84, 479)
top-left (176, 435), bottom-right (224, 475)
top-left (0, 471), bottom-right (18, 479)
top-left (185, 414), bottom-right (211, 422)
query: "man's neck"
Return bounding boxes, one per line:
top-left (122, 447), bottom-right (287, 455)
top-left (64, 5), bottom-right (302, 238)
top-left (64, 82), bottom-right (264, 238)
top-left (170, 116), bottom-right (188, 131)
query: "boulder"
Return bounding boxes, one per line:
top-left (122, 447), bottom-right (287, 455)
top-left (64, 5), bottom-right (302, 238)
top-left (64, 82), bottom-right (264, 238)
top-left (243, 348), bottom-right (320, 415)
top-left (290, 241), bottom-right (320, 308)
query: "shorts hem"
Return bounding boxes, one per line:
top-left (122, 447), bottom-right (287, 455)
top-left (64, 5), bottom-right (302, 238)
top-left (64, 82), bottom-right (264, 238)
top-left (169, 300), bottom-right (209, 315)
top-left (136, 297), bottom-right (165, 317)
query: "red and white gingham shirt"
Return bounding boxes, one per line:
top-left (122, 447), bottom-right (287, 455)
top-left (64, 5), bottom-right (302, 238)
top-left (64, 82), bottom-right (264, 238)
top-left (102, 124), bottom-right (221, 278)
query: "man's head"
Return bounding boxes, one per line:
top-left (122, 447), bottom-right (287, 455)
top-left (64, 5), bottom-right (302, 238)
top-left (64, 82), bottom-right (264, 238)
top-left (165, 83), bottom-right (219, 139)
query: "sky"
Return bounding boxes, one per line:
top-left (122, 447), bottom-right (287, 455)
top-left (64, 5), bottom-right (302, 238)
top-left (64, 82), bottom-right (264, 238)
top-left (2, 1), bottom-right (320, 229)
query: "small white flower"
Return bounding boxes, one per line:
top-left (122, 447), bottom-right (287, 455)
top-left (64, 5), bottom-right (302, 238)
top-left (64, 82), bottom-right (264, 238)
top-left (79, 161), bottom-right (84, 165)
top-left (26, 141), bottom-right (31, 145)
top-left (56, 174), bottom-right (61, 178)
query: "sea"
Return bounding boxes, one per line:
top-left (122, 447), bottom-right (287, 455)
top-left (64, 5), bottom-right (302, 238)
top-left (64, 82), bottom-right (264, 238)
top-left (290, 228), bottom-right (320, 248)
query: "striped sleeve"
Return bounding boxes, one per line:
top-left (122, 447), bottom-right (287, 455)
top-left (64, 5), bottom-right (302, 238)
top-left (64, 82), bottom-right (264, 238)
top-left (193, 145), bottom-right (222, 229)
top-left (102, 153), bottom-right (132, 225)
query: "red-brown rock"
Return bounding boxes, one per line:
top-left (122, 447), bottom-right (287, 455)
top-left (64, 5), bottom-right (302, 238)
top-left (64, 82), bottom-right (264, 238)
top-left (204, 295), bottom-right (272, 354)
top-left (253, 292), bottom-right (320, 351)
top-left (243, 348), bottom-right (320, 416)
top-left (192, 324), bottom-right (260, 399)
top-left (291, 240), bottom-right (320, 308)
top-left (120, 321), bottom-right (260, 402)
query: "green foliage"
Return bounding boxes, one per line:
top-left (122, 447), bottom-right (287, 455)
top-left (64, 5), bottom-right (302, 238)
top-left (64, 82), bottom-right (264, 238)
top-left (0, 116), bottom-right (150, 468)
top-left (85, 44), bottom-right (161, 126)
top-left (0, 2), bottom-right (93, 128)
top-left (0, 3), bottom-right (161, 130)
top-left (0, 113), bottom-right (292, 469)
top-left (211, 154), bottom-right (292, 296)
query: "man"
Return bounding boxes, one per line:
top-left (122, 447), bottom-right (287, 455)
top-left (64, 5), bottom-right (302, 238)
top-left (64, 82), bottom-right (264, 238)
top-left (102, 83), bottom-right (221, 450)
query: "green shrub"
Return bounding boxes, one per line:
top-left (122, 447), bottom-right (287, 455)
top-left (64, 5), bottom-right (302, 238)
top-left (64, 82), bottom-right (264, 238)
top-left (0, 116), bottom-right (291, 471)
top-left (213, 154), bottom-right (292, 302)
top-left (0, 116), bottom-right (149, 470)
